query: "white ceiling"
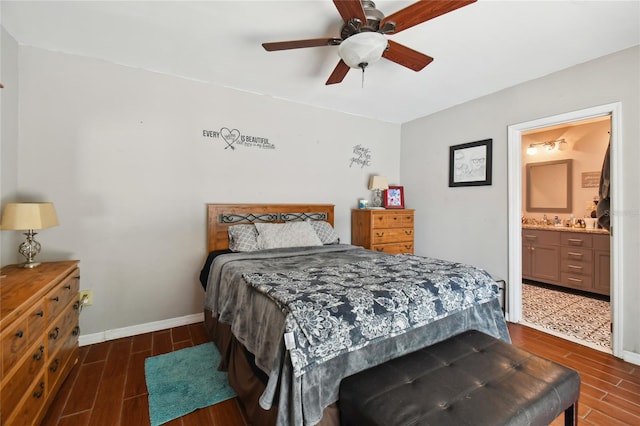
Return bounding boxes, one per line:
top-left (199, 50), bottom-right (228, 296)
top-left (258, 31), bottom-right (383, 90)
top-left (2, 1), bottom-right (639, 123)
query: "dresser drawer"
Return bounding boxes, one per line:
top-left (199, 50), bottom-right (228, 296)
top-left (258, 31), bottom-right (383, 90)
top-left (27, 303), bottom-right (46, 348)
top-left (372, 228), bottom-right (414, 244)
top-left (2, 317), bottom-right (29, 376)
top-left (48, 334), bottom-right (79, 394)
top-left (4, 374), bottom-right (47, 426)
top-left (522, 229), bottom-right (560, 245)
top-left (46, 270), bottom-right (80, 321)
top-left (47, 300), bottom-right (79, 357)
top-left (1, 339), bottom-right (45, 423)
top-left (561, 232), bottom-right (593, 248)
top-left (371, 242), bottom-right (414, 255)
top-left (561, 247), bottom-right (593, 263)
top-left (561, 272), bottom-right (593, 291)
top-left (373, 212), bottom-right (414, 229)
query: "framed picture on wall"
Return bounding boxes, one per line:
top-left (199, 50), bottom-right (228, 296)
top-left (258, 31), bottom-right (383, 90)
top-left (384, 186), bottom-right (405, 209)
top-left (449, 139), bottom-right (493, 187)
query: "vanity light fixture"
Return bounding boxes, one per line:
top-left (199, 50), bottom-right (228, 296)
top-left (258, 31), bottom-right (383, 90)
top-left (526, 138), bottom-right (567, 155)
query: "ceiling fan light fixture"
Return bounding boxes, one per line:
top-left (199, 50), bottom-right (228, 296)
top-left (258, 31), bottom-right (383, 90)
top-left (338, 32), bottom-right (387, 69)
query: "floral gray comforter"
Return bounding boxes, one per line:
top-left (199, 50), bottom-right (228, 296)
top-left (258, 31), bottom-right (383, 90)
top-left (204, 245), bottom-right (510, 426)
top-left (243, 254), bottom-right (498, 377)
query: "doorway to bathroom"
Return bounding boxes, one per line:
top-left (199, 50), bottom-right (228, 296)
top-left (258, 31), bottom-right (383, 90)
top-left (506, 103), bottom-right (623, 358)
top-left (520, 116), bottom-right (611, 351)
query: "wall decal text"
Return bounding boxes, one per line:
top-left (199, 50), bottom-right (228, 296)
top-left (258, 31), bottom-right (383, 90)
top-left (350, 144), bottom-right (372, 168)
top-left (203, 127), bottom-right (276, 150)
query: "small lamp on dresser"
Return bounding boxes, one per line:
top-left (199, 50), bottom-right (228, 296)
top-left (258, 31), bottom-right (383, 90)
top-left (368, 175), bottom-right (388, 208)
top-left (0, 202), bottom-right (59, 268)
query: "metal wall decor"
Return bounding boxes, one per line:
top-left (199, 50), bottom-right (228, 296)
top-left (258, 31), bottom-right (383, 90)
top-left (350, 144), bottom-right (372, 168)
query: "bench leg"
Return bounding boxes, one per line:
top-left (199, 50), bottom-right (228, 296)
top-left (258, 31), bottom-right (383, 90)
top-left (564, 401), bottom-right (578, 426)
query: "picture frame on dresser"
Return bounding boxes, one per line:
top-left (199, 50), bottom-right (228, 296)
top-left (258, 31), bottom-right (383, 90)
top-left (449, 139), bottom-right (493, 187)
top-left (384, 186), bottom-right (405, 209)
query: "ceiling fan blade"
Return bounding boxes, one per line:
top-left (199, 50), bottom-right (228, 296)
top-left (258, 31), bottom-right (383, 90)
top-left (382, 40), bottom-right (434, 71)
top-left (333, 0), bottom-right (367, 23)
top-left (262, 38), bottom-right (341, 51)
top-left (381, 0), bottom-right (476, 34)
top-left (326, 60), bottom-right (350, 85)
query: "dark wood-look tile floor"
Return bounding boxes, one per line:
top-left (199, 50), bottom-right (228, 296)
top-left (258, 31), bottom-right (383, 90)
top-left (41, 322), bottom-right (640, 426)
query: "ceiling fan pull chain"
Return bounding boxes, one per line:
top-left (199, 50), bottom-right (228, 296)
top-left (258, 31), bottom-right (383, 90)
top-left (360, 62), bottom-right (367, 88)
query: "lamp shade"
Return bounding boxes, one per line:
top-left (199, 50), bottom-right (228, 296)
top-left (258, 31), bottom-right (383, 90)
top-left (368, 175), bottom-right (389, 190)
top-left (338, 32), bottom-right (388, 69)
top-left (0, 202), bottom-right (59, 230)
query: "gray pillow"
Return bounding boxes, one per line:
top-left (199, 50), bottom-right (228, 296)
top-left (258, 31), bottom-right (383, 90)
top-left (308, 220), bottom-right (340, 244)
top-left (255, 221), bottom-right (323, 249)
top-left (228, 225), bottom-right (259, 252)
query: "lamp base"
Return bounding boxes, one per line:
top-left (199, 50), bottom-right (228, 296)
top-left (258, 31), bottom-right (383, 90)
top-left (20, 261), bottom-right (41, 269)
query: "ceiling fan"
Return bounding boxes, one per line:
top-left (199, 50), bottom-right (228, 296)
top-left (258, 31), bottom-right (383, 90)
top-left (262, 0), bottom-right (477, 85)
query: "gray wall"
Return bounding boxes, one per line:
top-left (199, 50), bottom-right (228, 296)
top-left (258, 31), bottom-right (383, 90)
top-left (4, 46), bottom-right (401, 336)
top-left (401, 46), bottom-right (640, 356)
top-left (1, 28), bottom-right (20, 261)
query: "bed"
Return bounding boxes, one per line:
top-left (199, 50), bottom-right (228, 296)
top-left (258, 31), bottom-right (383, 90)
top-left (201, 203), bottom-right (510, 426)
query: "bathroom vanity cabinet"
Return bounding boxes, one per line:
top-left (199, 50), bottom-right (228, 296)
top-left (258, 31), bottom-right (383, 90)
top-left (522, 226), bottom-right (610, 296)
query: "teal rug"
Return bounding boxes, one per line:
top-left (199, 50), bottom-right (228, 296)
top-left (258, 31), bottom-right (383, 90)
top-left (145, 342), bottom-right (236, 426)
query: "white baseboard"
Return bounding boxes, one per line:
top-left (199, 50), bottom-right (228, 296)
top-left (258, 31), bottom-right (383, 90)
top-left (78, 312), bottom-right (205, 347)
top-left (623, 349), bottom-right (640, 366)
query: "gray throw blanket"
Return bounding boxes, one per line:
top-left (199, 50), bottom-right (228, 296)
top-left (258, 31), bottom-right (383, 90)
top-left (243, 254), bottom-right (497, 377)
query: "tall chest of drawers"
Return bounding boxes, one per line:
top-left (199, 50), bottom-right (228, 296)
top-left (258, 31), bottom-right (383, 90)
top-left (1, 261), bottom-right (80, 425)
top-left (351, 209), bottom-right (415, 254)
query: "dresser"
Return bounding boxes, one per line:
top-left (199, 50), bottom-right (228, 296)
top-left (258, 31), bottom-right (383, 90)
top-left (351, 209), bottom-right (414, 254)
top-left (522, 227), bottom-right (610, 296)
top-left (1, 261), bottom-right (80, 425)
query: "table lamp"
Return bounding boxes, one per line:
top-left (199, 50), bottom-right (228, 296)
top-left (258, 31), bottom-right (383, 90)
top-left (0, 202), bottom-right (59, 268)
top-left (368, 176), bottom-right (388, 208)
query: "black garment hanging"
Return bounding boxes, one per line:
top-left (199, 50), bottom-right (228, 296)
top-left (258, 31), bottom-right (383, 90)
top-left (597, 140), bottom-right (610, 231)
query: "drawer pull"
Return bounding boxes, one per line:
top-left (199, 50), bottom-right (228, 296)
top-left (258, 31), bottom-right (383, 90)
top-left (568, 252), bottom-right (583, 257)
top-left (49, 327), bottom-right (60, 340)
top-left (50, 358), bottom-right (60, 372)
top-left (52, 296), bottom-right (59, 302)
top-left (36, 310), bottom-right (44, 317)
top-left (64, 284), bottom-right (72, 290)
top-left (405, 245), bottom-right (412, 249)
top-left (33, 345), bottom-right (45, 361)
top-left (73, 325), bottom-right (80, 336)
top-left (33, 382), bottom-right (45, 399)
top-left (524, 235), bottom-right (537, 240)
top-left (568, 277), bottom-right (583, 283)
top-left (375, 248), bottom-right (384, 252)
top-left (15, 330), bottom-right (24, 338)
top-left (567, 238), bottom-right (583, 245)
top-left (74, 301), bottom-right (81, 311)
top-left (404, 230), bottom-right (413, 236)
top-left (375, 232), bottom-right (384, 237)
top-left (568, 265), bottom-right (583, 270)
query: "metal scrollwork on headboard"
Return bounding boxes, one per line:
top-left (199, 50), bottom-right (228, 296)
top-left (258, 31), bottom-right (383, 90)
top-left (219, 212), bottom-right (328, 224)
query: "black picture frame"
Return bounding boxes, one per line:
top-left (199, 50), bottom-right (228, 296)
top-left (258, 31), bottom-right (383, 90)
top-left (449, 139), bottom-right (493, 187)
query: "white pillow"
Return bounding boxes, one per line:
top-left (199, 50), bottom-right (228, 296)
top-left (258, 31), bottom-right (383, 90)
top-left (308, 220), bottom-right (340, 244)
top-left (228, 225), bottom-right (259, 252)
top-left (255, 221), bottom-right (323, 249)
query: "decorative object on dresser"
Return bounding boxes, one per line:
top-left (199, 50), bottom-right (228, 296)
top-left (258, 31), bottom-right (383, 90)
top-left (0, 202), bottom-right (59, 268)
top-left (383, 186), bottom-right (404, 209)
top-left (0, 260), bottom-right (80, 425)
top-left (368, 175), bottom-right (388, 208)
top-left (351, 209), bottom-right (414, 254)
top-left (522, 227), bottom-right (610, 296)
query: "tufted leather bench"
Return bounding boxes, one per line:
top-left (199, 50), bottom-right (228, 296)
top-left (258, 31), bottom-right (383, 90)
top-left (340, 330), bottom-right (580, 426)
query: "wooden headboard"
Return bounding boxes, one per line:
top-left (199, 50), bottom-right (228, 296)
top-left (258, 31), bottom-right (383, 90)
top-left (206, 203), bottom-right (335, 252)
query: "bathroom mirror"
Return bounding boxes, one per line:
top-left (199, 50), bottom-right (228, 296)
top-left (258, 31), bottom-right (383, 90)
top-left (526, 159), bottom-right (572, 212)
